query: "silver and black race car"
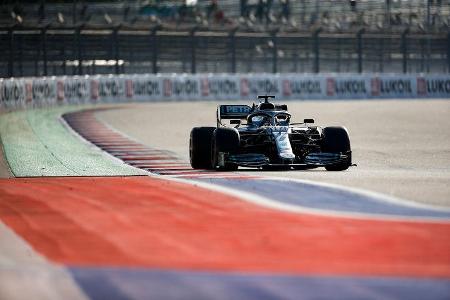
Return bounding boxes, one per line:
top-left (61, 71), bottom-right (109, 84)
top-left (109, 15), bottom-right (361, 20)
top-left (190, 95), bottom-right (353, 171)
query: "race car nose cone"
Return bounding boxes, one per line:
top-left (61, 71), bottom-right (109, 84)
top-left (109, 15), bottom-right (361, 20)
top-left (271, 128), bottom-right (295, 163)
top-left (280, 152), bottom-right (295, 160)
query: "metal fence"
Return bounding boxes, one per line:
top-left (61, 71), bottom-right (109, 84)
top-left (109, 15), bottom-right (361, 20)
top-left (1, 26), bottom-right (449, 78)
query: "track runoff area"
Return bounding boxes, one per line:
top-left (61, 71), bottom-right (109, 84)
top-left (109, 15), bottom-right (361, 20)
top-left (0, 100), bottom-right (450, 300)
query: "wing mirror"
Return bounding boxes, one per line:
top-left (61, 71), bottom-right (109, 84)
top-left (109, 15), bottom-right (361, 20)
top-left (230, 120), bottom-right (241, 125)
top-left (303, 118), bottom-right (314, 124)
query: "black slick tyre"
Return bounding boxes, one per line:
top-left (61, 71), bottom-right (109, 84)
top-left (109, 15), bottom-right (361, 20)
top-left (321, 126), bottom-right (352, 171)
top-left (211, 128), bottom-right (240, 171)
top-left (190, 127), bottom-right (215, 169)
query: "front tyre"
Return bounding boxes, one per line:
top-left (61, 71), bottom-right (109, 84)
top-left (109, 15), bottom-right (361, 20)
top-left (321, 126), bottom-right (352, 171)
top-left (190, 127), bottom-right (216, 169)
top-left (211, 128), bottom-right (240, 171)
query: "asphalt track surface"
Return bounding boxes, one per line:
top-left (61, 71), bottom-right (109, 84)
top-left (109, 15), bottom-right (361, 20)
top-left (1, 100), bottom-right (450, 300)
top-left (97, 99), bottom-right (450, 207)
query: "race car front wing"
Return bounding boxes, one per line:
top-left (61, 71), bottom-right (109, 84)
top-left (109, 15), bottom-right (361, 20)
top-left (223, 152), bottom-right (350, 168)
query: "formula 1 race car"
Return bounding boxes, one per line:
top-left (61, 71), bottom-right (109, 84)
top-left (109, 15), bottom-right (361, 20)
top-left (189, 96), bottom-right (352, 171)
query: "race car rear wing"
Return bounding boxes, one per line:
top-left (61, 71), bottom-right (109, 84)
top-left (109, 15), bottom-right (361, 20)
top-left (217, 105), bottom-right (252, 127)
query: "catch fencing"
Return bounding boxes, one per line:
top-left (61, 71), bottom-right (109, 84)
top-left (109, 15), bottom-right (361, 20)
top-left (0, 28), bottom-right (449, 78)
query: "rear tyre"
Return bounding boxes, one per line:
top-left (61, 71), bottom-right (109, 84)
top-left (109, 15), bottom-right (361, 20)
top-left (190, 127), bottom-right (215, 169)
top-left (211, 128), bottom-right (240, 171)
top-left (321, 126), bottom-right (352, 171)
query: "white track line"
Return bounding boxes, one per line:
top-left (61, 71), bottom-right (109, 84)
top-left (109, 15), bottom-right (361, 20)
top-left (165, 175), bottom-right (450, 224)
top-left (259, 176), bottom-right (450, 213)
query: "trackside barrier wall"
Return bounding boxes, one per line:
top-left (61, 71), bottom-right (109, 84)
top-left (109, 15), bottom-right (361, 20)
top-left (1, 74), bottom-right (449, 110)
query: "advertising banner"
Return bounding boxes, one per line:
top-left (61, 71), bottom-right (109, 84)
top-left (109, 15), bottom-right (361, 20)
top-left (240, 74), bottom-right (281, 98)
top-left (30, 78), bottom-right (57, 107)
top-left (326, 76), bottom-right (370, 99)
top-left (0, 79), bottom-right (26, 109)
top-left (96, 76), bottom-right (126, 102)
top-left (416, 76), bottom-right (450, 98)
top-left (370, 76), bottom-right (416, 98)
top-left (200, 74), bottom-right (240, 100)
top-left (161, 74), bottom-right (200, 101)
top-left (281, 75), bottom-right (325, 100)
top-left (60, 77), bottom-right (90, 104)
top-left (130, 75), bottom-right (162, 102)
top-left (1, 73), bottom-right (449, 111)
